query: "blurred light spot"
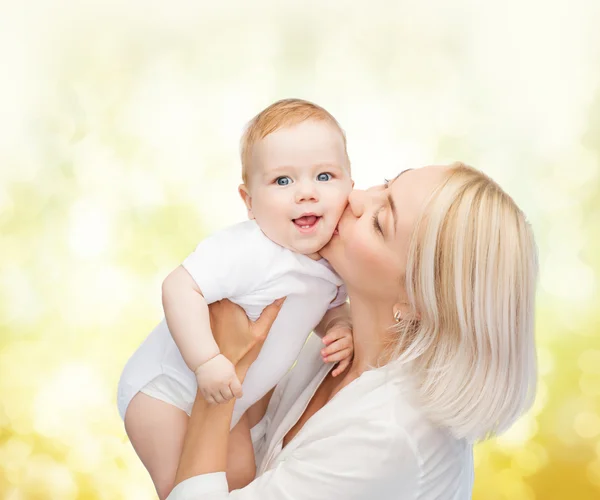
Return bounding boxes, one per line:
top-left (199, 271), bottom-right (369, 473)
top-left (530, 380), bottom-right (548, 416)
top-left (496, 414), bottom-right (538, 449)
top-left (496, 468), bottom-right (535, 500)
top-left (541, 252), bottom-right (595, 303)
top-left (0, 183), bottom-right (13, 216)
top-left (554, 396), bottom-right (595, 445)
top-left (219, 89), bottom-right (261, 144)
top-left (3, 488), bottom-right (21, 500)
top-left (33, 363), bottom-right (107, 440)
top-left (511, 442), bottom-right (548, 476)
top-left (541, 149), bottom-right (599, 193)
top-left (62, 264), bottom-right (133, 327)
top-left (123, 482), bottom-right (158, 500)
top-left (68, 199), bottom-right (111, 258)
top-left (574, 412), bottom-right (600, 439)
top-left (537, 347), bottom-right (554, 376)
top-left (588, 459), bottom-right (600, 488)
top-left (72, 135), bottom-right (127, 199)
top-left (127, 169), bottom-right (165, 208)
top-left (579, 349), bottom-right (600, 374)
top-left (23, 454), bottom-right (78, 500)
top-left (0, 266), bottom-right (41, 325)
top-left (66, 434), bottom-right (103, 473)
top-left (120, 56), bottom-right (205, 182)
top-left (0, 438), bottom-right (33, 482)
top-left (580, 373), bottom-right (600, 397)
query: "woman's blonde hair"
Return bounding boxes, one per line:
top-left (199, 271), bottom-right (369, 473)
top-left (389, 162), bottom-right (538, 442)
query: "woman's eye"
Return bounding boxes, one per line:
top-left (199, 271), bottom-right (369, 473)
top-left (276, 176), bottom-right (292, 186)
top-left (317, 172), bottom-right (332, 182)
top-left (372, 209), bottom-right (384, 235)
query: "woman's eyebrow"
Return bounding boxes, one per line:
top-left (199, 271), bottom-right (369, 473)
top-left (388, 193), bottom-right (397, 234)
top-left (389, 168), bottom-right (413, 186)
top-left (387, 168), bottom-right (412, 234)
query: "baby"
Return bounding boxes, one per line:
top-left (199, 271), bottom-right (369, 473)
top-left (117, 98), bottom-right (354, 498)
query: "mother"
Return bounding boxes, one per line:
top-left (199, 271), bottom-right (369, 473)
top-left (167, 162), bottom-right (538, 499)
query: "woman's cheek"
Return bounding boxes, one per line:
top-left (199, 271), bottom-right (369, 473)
top-left (345, 226), bottom-right (380, 268)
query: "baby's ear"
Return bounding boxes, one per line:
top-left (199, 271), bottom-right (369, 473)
top-left (238, 184), bottom-right (255, 220)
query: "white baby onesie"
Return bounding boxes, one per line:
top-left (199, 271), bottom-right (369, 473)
top-left (117, 220), bottom-right (346, 428)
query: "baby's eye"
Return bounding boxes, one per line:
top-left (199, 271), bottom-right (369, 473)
top-left (276, 176), bottom-right (292, 186)
top-left (317, 172), bottom-right (332, 182)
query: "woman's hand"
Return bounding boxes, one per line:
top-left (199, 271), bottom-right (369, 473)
top-left (173, 299), bottom-right (284, 488)
top-left (208, 298), bottom-right (286, 381)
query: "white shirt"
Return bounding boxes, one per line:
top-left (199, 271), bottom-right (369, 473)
top-left (167, 334), bottom-right (475, 500)
top-left (117, 220), bottom-right (346, 426)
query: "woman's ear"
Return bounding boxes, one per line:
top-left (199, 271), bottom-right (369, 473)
top-left (238, 184), bottom-right (255, 220)
top-left (393, 302), bottom-right (421, 322)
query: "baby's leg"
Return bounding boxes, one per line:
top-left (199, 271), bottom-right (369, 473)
top-left (126, 392), bottom-right (261, 495)
top-left (226, 413), bottom-right (256, 491)
top-left (125, 392), bottom-right (188, 500)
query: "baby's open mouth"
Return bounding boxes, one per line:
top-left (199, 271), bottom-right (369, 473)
top-left (293, 215), bottom-right (321, 231)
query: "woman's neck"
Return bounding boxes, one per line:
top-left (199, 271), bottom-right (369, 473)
top-left (343, 295), bottom-right (394, 379)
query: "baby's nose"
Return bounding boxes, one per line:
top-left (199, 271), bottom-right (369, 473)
top-left (295, 182), bottom-right (319, 203)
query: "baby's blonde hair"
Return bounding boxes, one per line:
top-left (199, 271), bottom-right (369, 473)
top-left (389, 162), bottom-right (538, 442)
top-left (240, 98), bottom-right (349, 184)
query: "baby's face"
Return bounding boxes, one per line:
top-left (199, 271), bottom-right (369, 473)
top-left (242, 120), bottom-right (353, 258)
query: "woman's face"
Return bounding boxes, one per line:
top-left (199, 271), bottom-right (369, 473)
top-left (320, 165), bottom-right (449, 301)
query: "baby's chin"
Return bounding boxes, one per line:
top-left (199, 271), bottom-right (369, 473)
top-left (288, 233), bottom-right (336, 258)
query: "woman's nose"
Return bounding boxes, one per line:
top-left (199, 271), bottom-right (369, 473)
top-left (348, 188), bottom-right (383, 217)
top-left (348, 189), bottom-right (368, 217)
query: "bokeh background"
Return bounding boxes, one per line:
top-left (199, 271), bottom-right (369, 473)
top-left (1, 0), bottom-right (599, 498)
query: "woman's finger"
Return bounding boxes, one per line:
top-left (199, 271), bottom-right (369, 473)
top-left (252, 297), bottom-right (286, 339)
top-left (323, 347), bottom-right (353, 364)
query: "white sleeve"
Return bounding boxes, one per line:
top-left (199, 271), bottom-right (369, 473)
top-left (166, 421), bottom-right (418, 500)
top-left (181, 222), bottom-right (268, 304)
top-left (327, 284), bottom-right (348, 309)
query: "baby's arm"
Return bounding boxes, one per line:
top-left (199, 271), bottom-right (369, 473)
top-left (314, 302), bottom-right (352, 339)
top-left (162, 266), bottom-right (242, 403)
top-left (163, 265), bottom-right (219, 370)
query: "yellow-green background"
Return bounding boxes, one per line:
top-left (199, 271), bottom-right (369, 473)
top-left (1, 1), bottom-right (599, 498)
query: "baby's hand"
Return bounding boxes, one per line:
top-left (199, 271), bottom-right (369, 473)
top-left (321, 323), bottom-right (354, 377)
top-left (194, 354), bottom-right (243, 404)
